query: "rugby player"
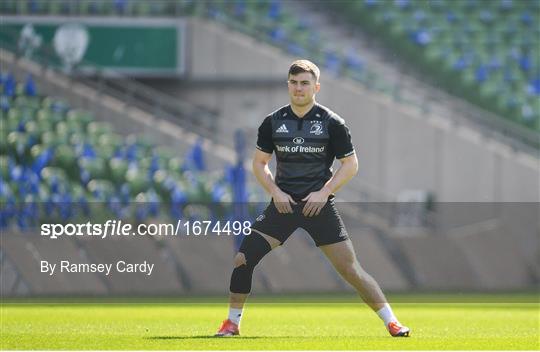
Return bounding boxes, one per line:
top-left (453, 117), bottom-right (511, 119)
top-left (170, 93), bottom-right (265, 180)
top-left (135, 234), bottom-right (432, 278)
top-left (215, 60), bottom-right (410, 338)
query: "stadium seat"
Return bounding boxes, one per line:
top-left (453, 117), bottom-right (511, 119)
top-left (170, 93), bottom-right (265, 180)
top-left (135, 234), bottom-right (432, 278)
top-left (125, 166), bottom-right (150, 196)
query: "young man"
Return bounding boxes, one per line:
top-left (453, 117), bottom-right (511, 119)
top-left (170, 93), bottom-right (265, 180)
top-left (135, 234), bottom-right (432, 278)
top-left (215, 60), bottom-right (410, 337)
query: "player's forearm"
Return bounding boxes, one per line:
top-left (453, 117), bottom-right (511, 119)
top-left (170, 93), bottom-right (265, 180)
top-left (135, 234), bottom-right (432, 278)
top-left (321, 157), bottom-right (358, 196)
top-left (252, 162), bottom-right (281, 196)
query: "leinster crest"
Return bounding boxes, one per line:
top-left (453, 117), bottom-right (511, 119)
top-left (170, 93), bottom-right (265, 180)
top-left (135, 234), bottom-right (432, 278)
top-left (310, 121), bottom-right (323, 135)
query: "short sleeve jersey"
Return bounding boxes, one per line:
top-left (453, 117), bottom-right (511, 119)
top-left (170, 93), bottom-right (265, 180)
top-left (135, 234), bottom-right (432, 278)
top-left (256, 103), bottom-right (355, 200)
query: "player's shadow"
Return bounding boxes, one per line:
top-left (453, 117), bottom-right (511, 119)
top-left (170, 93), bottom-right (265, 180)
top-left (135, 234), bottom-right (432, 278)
top-left (148, 335), bottom-right (288, 340)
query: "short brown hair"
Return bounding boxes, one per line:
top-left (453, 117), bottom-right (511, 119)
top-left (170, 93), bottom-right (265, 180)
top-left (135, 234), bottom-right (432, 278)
top-left (288, 59), bottom-right (320, 82)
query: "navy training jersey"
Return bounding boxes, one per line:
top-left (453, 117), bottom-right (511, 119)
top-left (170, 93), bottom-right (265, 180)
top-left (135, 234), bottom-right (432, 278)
top-left (256, 103), bottom-right (355, 200)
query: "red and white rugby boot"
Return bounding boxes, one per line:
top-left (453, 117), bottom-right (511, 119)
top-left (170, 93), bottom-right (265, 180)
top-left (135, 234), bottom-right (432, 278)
top-left (387, 321), bottom-right (410, 337)
top-left (214, 319), bottom-right (240, 337)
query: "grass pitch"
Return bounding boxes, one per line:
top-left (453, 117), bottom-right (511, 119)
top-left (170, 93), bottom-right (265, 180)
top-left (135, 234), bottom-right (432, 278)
top-left (1, 295), bottom-right (538, 350)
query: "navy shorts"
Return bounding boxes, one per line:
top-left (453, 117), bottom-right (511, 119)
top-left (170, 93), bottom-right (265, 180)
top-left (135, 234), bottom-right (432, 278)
top-left (251, 196), bottom-right (349, 247)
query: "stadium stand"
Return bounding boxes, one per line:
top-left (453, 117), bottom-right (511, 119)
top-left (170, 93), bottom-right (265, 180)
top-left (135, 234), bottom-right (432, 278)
top-left (322, 0), bottom-right (540, 132)
top-left (0, 71), bottom-right (242, 229)
top-left (2, 0), bottom-right (537, 146)
top-left (0, 2), bottom-right (538, 297)
top-left (0, 60), bottom-right (269, 295)
top-left (0, 1), bottom-right (416, 131)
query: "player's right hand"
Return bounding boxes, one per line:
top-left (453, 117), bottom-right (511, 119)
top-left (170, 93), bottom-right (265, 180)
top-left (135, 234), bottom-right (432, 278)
top-left (271, 189), bottom-right (297, 214)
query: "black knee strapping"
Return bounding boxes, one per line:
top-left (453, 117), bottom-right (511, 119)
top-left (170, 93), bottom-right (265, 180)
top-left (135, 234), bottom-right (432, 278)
top-left (229, 232), bottom-right (272, 294)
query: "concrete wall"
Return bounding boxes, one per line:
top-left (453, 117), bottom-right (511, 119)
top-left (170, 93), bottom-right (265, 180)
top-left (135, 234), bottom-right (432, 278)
top-left (146, 18), bottom-right (539, 202)
top-left (189, 18), bottom-right (292, 81)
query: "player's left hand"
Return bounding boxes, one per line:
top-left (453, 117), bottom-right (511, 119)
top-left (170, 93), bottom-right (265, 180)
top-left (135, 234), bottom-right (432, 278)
top-left (301, 187), bottom-right (331, 217)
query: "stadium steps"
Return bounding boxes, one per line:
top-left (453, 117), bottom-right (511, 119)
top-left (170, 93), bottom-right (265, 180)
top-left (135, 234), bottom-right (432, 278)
top-left (338, 204), bottom-right (418, 290)
top-left (162, 234), bottom-right (241, 294)
top-left (394, 235), bottom-right (478, 290)
top-left (497, 204), bottom-right (540, 281)
top-left (348, 228), bottom-right (411, 292)
top-left (0, 245), bottom-right (32, 295)
top-left (76, 235), bottom-right (184, 294)
top-left (453, 226), bottom-right (536, 289)
top-left (393, 223), bottom-right (538, 291)
top-left (254, 230), bottom-right (345, 293)
top-left (1, 233), bottom-right (109, 295)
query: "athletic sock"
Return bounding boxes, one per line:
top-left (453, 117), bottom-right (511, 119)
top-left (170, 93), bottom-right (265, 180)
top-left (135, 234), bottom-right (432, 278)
top-left (376, 303), bottom-right (398, 326)
top-left (228, 307), bottom-right (243, 326)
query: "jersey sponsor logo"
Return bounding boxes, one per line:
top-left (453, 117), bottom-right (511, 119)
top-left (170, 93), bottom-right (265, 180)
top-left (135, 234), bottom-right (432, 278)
top-left (293, 137), bottom-right (304, 145)
top-left (276, 145), bottom-right (325, 153)
top-left (256, 214), bottom-right (265, 222)
top-left (310, 122), bottom-right (323, 135)
top-left (276, 124), bottom-right (289, 133)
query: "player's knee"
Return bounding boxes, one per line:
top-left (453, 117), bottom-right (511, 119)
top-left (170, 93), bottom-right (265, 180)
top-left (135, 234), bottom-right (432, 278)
top-left (233, 252), bottom-right (247, 268)
top-left (338, 262), bottom-right (361, 281)
top-left (229, 233), bottom-right (272, 294)
top-left (350, 264), bottom-right (373, 284)
top-left (239, 233), bottom-right (272, 267)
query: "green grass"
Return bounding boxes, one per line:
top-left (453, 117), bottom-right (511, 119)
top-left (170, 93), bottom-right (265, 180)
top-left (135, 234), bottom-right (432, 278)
top-left (1, 297), bottom-right (539, 350)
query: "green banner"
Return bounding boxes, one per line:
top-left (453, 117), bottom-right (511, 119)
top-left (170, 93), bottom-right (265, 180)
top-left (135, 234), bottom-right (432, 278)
top-left (0, 17), bottom-right (184, 76)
